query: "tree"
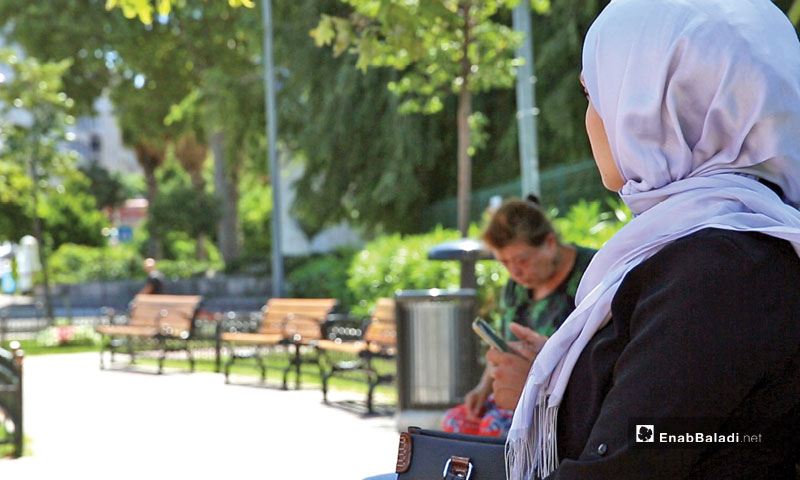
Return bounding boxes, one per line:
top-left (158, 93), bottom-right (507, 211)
top-left (311, 0), bottom-right (535, 236)
top-left (105, 0), bottom-right (254, 25)
top-left (157, 4), bottom-right (267, 264)
top-left (148, 153), bottom-right (220, 259)
top-left (40, 166), bottom-right (108, 249)
top-left (0, 161), bottom-right (34, 244)
top-left (80, 160), bottom-right (127, 211)
top-left (0, 0), bottom-right (198, 258)
top-left (529, 0), bottom-right (604, 167)
top-left (0, 49), bottom-right (108, 250)
top-left (102, 0), bottom-right (528, 238)
top-left (0, 48), bottom-right (108, 320)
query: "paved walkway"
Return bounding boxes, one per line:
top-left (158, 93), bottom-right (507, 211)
top-left (1, 353), bottom-right (399, 479)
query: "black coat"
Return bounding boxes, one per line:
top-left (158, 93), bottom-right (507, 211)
top-left (548, 229), bottom-right (800, 479)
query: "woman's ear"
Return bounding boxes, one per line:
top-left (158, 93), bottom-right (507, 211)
top-left (545, 232), bottom-right (558, 251)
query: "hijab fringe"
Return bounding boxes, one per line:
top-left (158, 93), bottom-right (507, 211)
top-left (506, 392), bottom-right (560, 480)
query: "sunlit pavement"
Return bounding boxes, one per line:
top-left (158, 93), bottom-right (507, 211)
top-left (0, 353), bottom-right (399, 479)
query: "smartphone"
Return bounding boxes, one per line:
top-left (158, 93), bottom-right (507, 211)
top-left (472, 317), bottom-right (510, 353)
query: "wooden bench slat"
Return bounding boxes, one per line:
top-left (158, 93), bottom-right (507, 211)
top-left (97, 293), bottom-right (203, 374)
top-left (221, 332), bottom-right (283, 345)
top-left (224, 297), bottom-right (339, 389)
top-left (318, 298), bottom-right (396, 413)
top-left (97, 325), bottom-right (159, 337)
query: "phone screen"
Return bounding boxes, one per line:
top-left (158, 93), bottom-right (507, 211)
top-left (472, 317), bottom-right (510, 352)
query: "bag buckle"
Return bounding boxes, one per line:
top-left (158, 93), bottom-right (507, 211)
top-left (442, 456), bottom-right (473, 479)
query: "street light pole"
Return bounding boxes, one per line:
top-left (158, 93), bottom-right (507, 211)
top-left (29, 152), bottom-right (54, 325)
top-left (513, 2), bottom-right (541, 198)
top-left (261, 0), bottom-right (284, 298)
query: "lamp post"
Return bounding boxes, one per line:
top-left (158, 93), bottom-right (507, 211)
top-left (261, 0), bottom-right (284, 298)
top-left (513, 2), bottom-right (541, 198)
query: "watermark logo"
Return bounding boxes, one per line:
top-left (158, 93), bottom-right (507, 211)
top-left (630, 418), bottom-right (763, 448)
top-left (636, 425), bottom-right (655, 442)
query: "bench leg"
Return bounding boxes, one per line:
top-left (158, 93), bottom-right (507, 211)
top-left (186, 343), bottom-right (195, 373)
top-left (366, 380), bottom-right (376, 414)
top-left (99, 339), bottom-right (106, 370)
top-left (280, 346), bottom-right (294, 390)
top-left (295, 345), bottom-right (302, 390)
top-left (110, 338), bottom-right (118, 364)
top-left (281, 344), bottom-right (303, 390)
top-left (224, 344), bottom-right (235, 384)
top-left (319, 352), bottom-right (330, 403)
top-left (157, 338), bottom-right (166, 374)
top-left (214, 326), bottom-right (222, 373)
top-left (127, 338), bottom-right (136, 365)
top-left (256, 347), bottom-right (267, 383)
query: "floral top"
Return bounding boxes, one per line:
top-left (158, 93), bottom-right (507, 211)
top-left (501, 245), bottom-right (596, 339)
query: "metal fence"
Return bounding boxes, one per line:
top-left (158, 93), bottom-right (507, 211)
top-left (0, 301), bottom-right (263, 344)
top-left (421, 160), bottom-right (616, 230)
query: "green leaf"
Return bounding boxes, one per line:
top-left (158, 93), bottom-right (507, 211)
top-left (310, 15), bottom-right (336, 47)
top-left (157, 0), bottom-right (170, 17)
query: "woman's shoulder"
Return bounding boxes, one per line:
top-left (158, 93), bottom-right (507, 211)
top-left (657, 228), bottom-right (796, 270)
top-left (626, 228), bottom-right (800, 299)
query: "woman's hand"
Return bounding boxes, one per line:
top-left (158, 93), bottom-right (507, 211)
top-left (487, 323), bottom-right (548, 410)
top-left (463, 374), bottom-right (493, 421)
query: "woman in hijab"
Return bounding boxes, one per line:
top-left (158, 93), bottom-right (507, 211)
top-left (507, 0), bottom-right (800, 478)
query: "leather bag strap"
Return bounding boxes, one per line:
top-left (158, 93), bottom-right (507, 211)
top-left (443, 455), bottom-right (472, 480)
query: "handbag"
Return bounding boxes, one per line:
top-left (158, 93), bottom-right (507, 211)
top-left (394, 427), bottom-right (507, 480)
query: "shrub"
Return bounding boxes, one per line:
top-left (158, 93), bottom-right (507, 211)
top-left (48, 243), bottom-right (224, 284)
top-left (552, 198), bottom-right (631, 249)
top-left (36, 324), bottom-right (102, 347)
top-left (286, 248), bottom-right (359, 311)
top-left (158, 258), bottom-right (224, 279)
top-left (346, 226), bottom-right (508, 317)
top-left (48, 243), bottom-right (143, 284)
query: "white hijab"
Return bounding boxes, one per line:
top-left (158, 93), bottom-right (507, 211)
top-left (506, 1), bottom-right (800, 478)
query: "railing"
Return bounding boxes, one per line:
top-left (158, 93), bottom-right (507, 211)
top-left (0, 342), bottom-right (23, 458)
top-left (421, 160), bottom-right (616, 230)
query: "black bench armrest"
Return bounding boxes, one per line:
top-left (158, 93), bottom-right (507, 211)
top-left (321, 313), bottom-right (367, 341)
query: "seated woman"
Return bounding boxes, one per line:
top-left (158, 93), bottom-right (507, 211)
top-left (507, 0), bottom-right (800, 478)
top-left (442, 197), bottom-right (595, 437)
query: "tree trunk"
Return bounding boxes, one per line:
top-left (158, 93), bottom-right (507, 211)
top-left (211, 130), bottom-right (241, 266)
top-left (136, 144), bottom-right (164, 259)
top-left (143, 166), bottom-right (162, 259)
top-left (457, 3), bottom-right (473, 237)
top-left (176, 133), bottom-right (210, 261)
top-left (191, 173), bottom-right (208, 261)
top-left (29, 152), bottom-right (54, 325)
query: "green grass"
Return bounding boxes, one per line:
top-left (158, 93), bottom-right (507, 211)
top-left (0, 339), bottom-right (101, 356)
top-left (0, 338), bottom-right (398, 403)
top-left (0, 425), bottom-right (29, 458)
top-left (132, 348), bottom-right (398, 402)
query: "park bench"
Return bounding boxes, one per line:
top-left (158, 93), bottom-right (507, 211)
top-left (221, 298), bottom-right (338, 389)
top-left (317, 297), bottom-right (396, 413)
top-left (97, 294), bottom-right (203, 374)
top-left (0, 343), bottom-right (23, 458)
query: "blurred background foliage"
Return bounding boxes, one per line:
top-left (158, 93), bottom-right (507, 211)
top-left (0, 0), bottom-right (794, 315)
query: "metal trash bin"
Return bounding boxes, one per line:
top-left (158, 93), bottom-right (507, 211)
top-left (395, 289), bottom-right (481, 414)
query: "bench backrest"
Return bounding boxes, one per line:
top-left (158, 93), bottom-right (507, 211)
top-left (129, 294), bottom-right (203, 335)
top-left (259, 298), bottom-right (339, 341)
top-left (364, 298), bottom-right (396, 347)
